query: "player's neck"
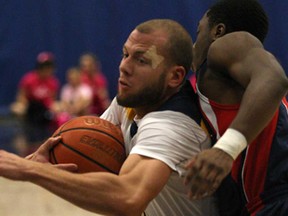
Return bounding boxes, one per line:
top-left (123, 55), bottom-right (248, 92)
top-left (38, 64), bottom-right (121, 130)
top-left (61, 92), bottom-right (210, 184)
top-left (134, 89), bottom-right (179, 118)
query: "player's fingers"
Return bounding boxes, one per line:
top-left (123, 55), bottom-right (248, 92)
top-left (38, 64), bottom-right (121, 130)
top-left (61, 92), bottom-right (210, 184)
top-left (26, 137), bottom-right (61, 162)
top-left (45, 136), bottom-right (62, 148)
top-left (190, 167), bottom-right (226, 199)
top-left (25, 153), bottom-right (34, 160)
top-left (38, 136), bottom-right (62, 153)
top-left (187, 174), bottom-right (204, 199)
top-left (185, 161), bottom-right (211, 199)
top-left (203, 168), bottom-right (231, 197)
top-left (187, 172), bottom-right (214, 199)
top-left (185, 157), bottom-right (196, 169)
top-left (185, 162), bottom-right (221, 199)
top-left (198, 179), bottom-right (222, 199)
top-left (210, 172), bottom-right (225, 191)
top-left (184, 157), bottom-right (200, 185)
top-left (184, 155), bottom-right (217, 188)
top-left (202, 163), bottom-right (223, 184)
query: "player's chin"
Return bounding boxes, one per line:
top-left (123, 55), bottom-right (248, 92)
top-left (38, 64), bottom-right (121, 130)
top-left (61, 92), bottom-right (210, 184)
top-left (116, 94), bottom-right (132, 107)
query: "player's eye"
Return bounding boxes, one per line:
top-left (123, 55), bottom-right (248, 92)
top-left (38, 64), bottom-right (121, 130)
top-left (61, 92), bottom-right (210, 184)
top-left (122, 53), bottom-right (129, 59)
top-left (137, 58), bottom-right (147, 64)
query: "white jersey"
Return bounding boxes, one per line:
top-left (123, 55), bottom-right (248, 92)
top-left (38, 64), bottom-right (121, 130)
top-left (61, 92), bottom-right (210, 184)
top-left (101, 98), bottom-right (219, 216)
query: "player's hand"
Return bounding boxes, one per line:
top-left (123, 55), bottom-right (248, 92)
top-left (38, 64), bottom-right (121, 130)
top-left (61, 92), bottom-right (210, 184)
top-left (26, 137), bottom-right (78, 172)
top-left (184, 148), bottom-right (233, 199)
top-left (25, 136), bottom-right (61, 163)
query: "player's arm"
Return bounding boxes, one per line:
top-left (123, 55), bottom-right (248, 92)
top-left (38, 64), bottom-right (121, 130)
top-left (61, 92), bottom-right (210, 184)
top-left (0, 150), bottom-right (171, 216)
top-left (185, 32), bottom-right (288, 199)
top-left (15, 88), bottom-right (28, 104)
top-left (10, 88), bottom-right (28, 115)
top-left (209, 31), bottom-right (288, 144)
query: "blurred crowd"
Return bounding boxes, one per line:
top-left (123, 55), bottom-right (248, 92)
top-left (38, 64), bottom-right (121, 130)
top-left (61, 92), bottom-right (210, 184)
top-left (9, 51), bottom-right (111, 155)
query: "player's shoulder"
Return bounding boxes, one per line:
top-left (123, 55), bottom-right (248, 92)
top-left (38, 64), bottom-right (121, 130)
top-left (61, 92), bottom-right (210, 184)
top-left (207, 31), bottom-right (265, 67)
top-left (20, 70), bottom-right (37, 83)
top-left (22, 70), bottom-right (36, 78)
top-left (221, 31), bottom-right (261, 42)
top-left (210, 31), bottom-right (263, 54)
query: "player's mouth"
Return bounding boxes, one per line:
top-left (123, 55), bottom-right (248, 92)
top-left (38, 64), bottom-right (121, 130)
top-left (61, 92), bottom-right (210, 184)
top-left (118, 78), bottom-right (130, 90)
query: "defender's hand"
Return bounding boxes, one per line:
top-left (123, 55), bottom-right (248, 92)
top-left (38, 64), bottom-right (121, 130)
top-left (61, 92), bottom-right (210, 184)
top-left (184, 148), bottom-right (233, 199)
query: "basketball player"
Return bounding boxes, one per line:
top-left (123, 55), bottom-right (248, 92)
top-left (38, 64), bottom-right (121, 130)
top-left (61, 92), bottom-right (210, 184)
top-left (0, 20), bottom-right (219, 215)
top-left (184, 0), bottom-right (288, 215)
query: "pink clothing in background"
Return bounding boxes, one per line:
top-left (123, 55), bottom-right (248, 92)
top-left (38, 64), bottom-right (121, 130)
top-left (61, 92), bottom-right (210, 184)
top-left (81, 71), bottom-right (109, 115)
top-left (19, 70), bottom-right (59, 108)
top-left (60, 83), bottom-right (92, 105)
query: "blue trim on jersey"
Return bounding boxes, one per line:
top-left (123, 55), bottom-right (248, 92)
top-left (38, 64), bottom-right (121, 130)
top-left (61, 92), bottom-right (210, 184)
top-left (263, 102), bottom-right (288, 199)
top-left (129, 81), bottom-right (202, 138)
top-left (157, 80), bottom-right (202, 124)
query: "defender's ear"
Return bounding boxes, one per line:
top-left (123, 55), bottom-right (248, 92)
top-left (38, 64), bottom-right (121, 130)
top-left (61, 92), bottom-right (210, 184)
top-left (212, 23), bottom-right (226, 40)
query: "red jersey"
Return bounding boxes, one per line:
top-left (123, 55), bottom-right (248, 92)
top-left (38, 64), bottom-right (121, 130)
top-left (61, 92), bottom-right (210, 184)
top-left (19, 70), bottom-right (59, 108)
top-left (197, 86), bottom-right (288, 214)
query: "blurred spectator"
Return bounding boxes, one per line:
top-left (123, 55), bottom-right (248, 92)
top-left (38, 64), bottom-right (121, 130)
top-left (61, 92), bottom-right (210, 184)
top-left (52, 67), bottom-right (93, 127)
top-left (10, 51), bottom-right (60, 152)
top-left (79, 52), bottom-right (110, 115)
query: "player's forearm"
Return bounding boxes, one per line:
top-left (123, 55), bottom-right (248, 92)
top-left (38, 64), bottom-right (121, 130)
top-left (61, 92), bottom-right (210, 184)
top-left (16, 90), bottom-right (28, 105)
top-left (230, 70), bottom-right (288, 143)
top-left (28, 163), bottom-right (142, 216)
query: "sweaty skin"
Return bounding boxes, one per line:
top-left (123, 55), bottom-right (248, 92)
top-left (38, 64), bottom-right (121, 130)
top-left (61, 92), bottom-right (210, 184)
top-left (143, 45), bottom-right (164, 69)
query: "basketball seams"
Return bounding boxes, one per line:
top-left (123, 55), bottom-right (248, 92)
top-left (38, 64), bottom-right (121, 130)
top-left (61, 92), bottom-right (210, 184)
top-left (59, 127), bottom-right (124, 148)
top-left (56, 141), bottom-right (117, 174)
top-left (52, 118), bottom-right (73, 136)
top-left (50, 150), bottom-right (58, 164)
top-left (60, 116), bottom-right (123, 137)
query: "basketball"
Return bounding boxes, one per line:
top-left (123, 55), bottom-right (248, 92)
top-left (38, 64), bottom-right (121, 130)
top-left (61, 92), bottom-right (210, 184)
top-left (49, 115), bottom-right (126, 174)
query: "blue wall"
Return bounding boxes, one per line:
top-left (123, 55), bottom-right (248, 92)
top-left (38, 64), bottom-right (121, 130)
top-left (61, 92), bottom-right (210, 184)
top-left (0, 0), bottom-right (287, 107)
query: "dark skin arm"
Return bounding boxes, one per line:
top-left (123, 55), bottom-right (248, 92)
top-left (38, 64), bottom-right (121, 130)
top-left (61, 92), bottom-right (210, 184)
top-left (185, 32), bottom-right (288, 199)
top-left (209, 32), bottom-right (287, 141)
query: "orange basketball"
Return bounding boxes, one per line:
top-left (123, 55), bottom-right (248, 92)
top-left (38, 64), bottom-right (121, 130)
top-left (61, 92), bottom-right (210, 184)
top-left (49, 116), bottom-right (126, 174)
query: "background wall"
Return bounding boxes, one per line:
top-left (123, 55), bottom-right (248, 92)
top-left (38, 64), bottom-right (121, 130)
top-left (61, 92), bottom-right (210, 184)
top-left (0, 0), bottom-right (287, 108)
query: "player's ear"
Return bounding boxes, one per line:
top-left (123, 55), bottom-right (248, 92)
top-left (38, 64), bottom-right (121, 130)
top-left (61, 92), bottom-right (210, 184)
top-left (168, 65), bottom-right (186, 88)
top-left (212, 23), bottom-right (226, 39)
